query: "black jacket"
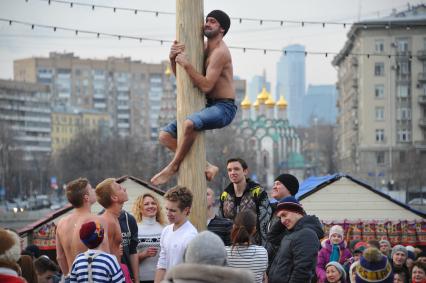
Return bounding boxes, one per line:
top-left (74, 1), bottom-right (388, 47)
top-left (268, 215), bottom-right (323, 283)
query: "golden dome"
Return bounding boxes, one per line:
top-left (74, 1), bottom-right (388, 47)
top-left (253, 99), bottom-right (260, 109)
top-left (265, 93), bottom-right (275, 108)
top-left (240, 95), bottom-right (251, 109)
top-left (257, 87), bottom-right (269, 102)
top-left (165, 65), bottom-right (172, 76)
top-left (276, 95), bottom-right (288, 108)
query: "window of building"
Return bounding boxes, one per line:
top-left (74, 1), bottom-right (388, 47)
top-left (397, 85), bottom-right (409, 97)
top-left (397, 129), bottom-right (411, 142)
top-left (375, 40), bottom-right (385, 53)
top-left (375, 85), bottom-right (385, 99)
top-left (375, 129), bottom-right (385, 142)
top-left (376, 152), bottom-right (385, 165)
top-left (374, 63), bottom-right (385, 76)
top-left (397, 39), bottom-right (409, 52)
top-left (397, 108), bottom-right (411, 120)
top-left (375, 107), bottom-right (384, 120)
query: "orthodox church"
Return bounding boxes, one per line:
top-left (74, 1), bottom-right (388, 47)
top-left (238, 87), bottom-right (304, 187)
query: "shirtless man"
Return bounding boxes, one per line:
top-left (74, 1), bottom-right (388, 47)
top-left (55, 178), bottom-right (108, 281)
top-left (151, 10), bottom-right (236, 186)
top-left (95, 178), bottom-right (130, 270)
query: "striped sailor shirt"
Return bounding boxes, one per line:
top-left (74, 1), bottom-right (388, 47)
top-left (69, 250), bottom-right (125, 283)
top-left (226, 245), bottom-right (268, 283)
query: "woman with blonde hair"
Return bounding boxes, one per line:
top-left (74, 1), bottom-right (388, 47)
top-left (132, 193), bottom-right (166, 283)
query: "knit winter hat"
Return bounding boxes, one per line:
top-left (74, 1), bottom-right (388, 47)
top-left (350, 239), bottom-right (361, 251)
top-left (329, 225), bottom-right (344, 240)
top-left (184, 231), bottom-right (227, 266)
top-left (379, 239), bottom-right (391, 247)
top-left (407, 250), bottom-right (416, 260)
top-left (391, 245), bottom-right (407, 258)
top-left (355, 248), bottom-right (393, 283)
top-left (79, 221), bottom-right (104, 249)
top-left (326, 261), bottom-right (347, 281)
top-left (354, 241), bottom-right (369, 254)
top-left (274, 174), bottom-right (299, 196)
top-left (206, 10), bottom-right (231, 36)
top-left (0, 228), bottom-right (21, 263)
top-left (275, 198), bottom-right (306, 215)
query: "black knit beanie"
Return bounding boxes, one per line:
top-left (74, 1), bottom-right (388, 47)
top-left (206, 10), bottom-right (231, 36)
top-left (274, 173), bottom-right (299, 196)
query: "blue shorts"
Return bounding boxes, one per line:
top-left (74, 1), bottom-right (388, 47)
top-left (162, 99), bottom-right (237, 138)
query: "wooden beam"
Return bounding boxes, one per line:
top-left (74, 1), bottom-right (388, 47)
top-left (175, 0), bottom-right (206, 231)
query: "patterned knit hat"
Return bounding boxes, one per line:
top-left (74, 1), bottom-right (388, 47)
top-left (79, 221), bottom-right (104, 249)
top-left (0, 228), bottom-right (21, 263)
top-left (275, 197), bottom-right (306, 215)
top-left (355, 248), bottom-right (393, 283)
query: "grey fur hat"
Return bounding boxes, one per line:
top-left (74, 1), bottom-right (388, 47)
top-left (184, 231), bottom-right (228, 266)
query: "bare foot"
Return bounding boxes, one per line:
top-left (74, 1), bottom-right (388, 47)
top-left (151, 165), bottom-right (177, 186)
top-left (205, 162), bottom-right (219, 181)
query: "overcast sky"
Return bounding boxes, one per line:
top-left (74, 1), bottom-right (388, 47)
top-left (0, 0), bottom-right (424, 92)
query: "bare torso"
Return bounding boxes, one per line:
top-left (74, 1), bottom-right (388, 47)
top-left (99, 212), bottom-right (122, 261)
top-left (56, 212), bottom-right (108, 274)
top-left (204, 41), bottom-right (234, 100)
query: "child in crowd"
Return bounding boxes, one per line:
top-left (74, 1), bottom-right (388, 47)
top-left (317, 225), bottom-right (352, 283)
top-left (69, 221), bottom-right (125, 283)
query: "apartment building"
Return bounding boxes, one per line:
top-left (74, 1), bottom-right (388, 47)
top-left (332, 5), bottom-right (426, 190)
top-left (14, 52), bottom-right (169, 140)
top-left (0, 79), bottom-right (51, 160)
top-left (51, 106), bottom-right (110, 154)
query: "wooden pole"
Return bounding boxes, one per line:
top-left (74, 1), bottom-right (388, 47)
top-left (176, 0), bottom-right (206, 231)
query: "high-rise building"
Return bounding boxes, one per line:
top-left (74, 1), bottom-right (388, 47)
top-left (302, 84), bottom-right (338, 126)
top-left (276, 44), bottom-right (306, 126)
top-left (13, 52), bottom-right (169, 140)
top-left (0, 79), bottom-right (51, 160)
top-left (332, 5), bottom-right (426, 192)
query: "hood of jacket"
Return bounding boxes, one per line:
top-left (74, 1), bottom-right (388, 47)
top-left (162, 263), bottom-right (255, 283)
top-left (291, 214), bottom-right (324, 240)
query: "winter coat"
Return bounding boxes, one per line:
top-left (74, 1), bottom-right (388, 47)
top-left (268, 215), bottom-right (323, 283)
top-left (316, 239), bottom-right (352, 283)
top-left (267, 214), bottom-right (323, 268)
top-left (161, 263), bottom-right (255, 283)
top-left (220, 178), bottom-right (272, 246)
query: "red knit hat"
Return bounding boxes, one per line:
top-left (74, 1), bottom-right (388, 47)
top-left (79, 221), bottom-right (104, 249)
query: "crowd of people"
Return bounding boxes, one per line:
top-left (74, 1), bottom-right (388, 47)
top-left (1, 157), bottom-right (425, 283)
top-left (1, 8), bottom-right (426, 283)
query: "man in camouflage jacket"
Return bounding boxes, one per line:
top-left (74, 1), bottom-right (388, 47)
top-left (219, 158), bottom-right (271, 246)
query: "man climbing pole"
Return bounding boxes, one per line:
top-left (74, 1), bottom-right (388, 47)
top-left (151, 9), bottom-right (236, 186)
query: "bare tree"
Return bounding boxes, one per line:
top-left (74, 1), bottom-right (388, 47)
top-left (0, 121), bottom-right (25, 199)
top-left (51, 128), bottom-right (156, 187)
top-left (392, 146), bottom-right (426, 200)
top-left (297, 122), bottom-right (336, 176)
